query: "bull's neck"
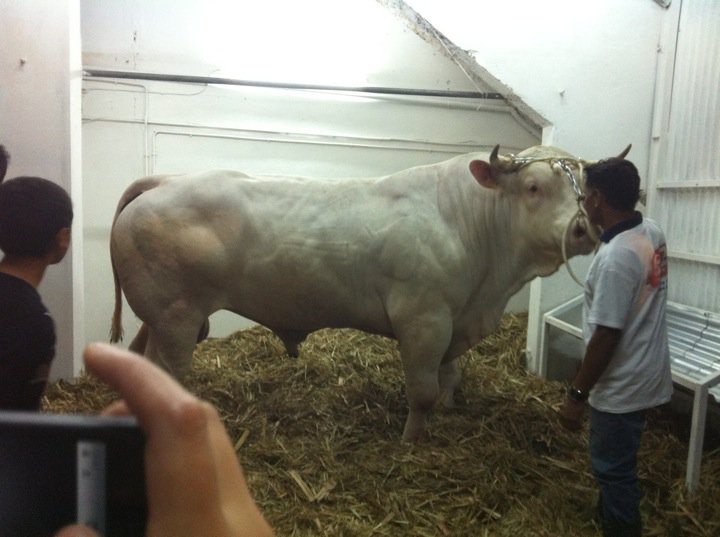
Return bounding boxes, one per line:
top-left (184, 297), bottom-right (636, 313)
top-left (458, 183), bottom-right (559, 300)
top-left (469, 190), bottom-right (522, 280)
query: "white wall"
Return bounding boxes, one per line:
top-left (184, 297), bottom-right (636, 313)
top-left (0, 0), bottom-right (83, 379)
top-left (649, 0), bottom-right (720, 313)
top-left (82, 0), bottom-right (481, 90)
top-left (407, 0), bottom-right (664, 166)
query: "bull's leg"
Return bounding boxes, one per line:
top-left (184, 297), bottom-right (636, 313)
top-left (273, 328), bottom-right (309, 357)
top-left (197, 318), bottom-right (210, 343)
top-left (142, 305), bottom-right (207, 378)
top-left (437, 359), bottom-right (462, 408)
top-left (144, 325), bottom-right (198, 378)
top-left (129, 318), bottom-right (208, 355)
top-left (401, 364), bottom-right (438, 443)
top-left (395, 315), bottom-right (453, 443)
top-left (128, 323), bottom-right (149, 355)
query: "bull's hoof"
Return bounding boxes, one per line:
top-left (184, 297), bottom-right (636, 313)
top-left (437, 390), bottom-right (456, 409)
top-left (401, 429), bottom-right (426, 444)
top-left (401, 415), bottom-right (428, 443)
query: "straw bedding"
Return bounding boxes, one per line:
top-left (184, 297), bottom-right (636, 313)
top-left (45, 313), bottom-right (720, 536)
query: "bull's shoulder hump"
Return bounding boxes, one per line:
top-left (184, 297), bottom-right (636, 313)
top-left (178, 169), bottom-right (252, 181)
top-left (185, 171), bottom-right (374, 188)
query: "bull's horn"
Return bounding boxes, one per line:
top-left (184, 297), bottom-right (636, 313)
top-left (489, 144), bottom-right (500, 166)
top-left (617, 144), bottom-right (632, 159)
top-left (579, 143), bottom-right (633, 168)
top-left (489, 144), bottom-right (515, 172)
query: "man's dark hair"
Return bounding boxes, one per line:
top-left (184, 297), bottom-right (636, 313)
top-left (0, 176), bottom-right (73, 258)
top-left (0, 145), bottom-right (9, 182)
top-left (584, 157), bottom-right (640, 212)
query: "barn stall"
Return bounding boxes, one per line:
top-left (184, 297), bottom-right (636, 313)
top-left (3, 0), bottom-right (720, 534)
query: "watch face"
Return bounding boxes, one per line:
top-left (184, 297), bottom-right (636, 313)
top-left (568, 387), bottom-right (586, 402)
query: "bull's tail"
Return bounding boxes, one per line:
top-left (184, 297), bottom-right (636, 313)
top-left (110, 257), bottom-right (123, 342)
top-left (110, 177), bottom-right (166, 343)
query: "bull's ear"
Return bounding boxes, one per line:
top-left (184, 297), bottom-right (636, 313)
top-left (469, 160), bottom-right (499, 189)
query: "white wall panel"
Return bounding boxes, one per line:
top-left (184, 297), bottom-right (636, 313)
top-left (650, 0), bottom-right (720, 315)
top-left (655, 189), bottom-right (720, 264)
top-left (0, 0), bottom-right (84, 379)
top-left (669, 261), bottom-right (720, 313)
top-left (660, 1), bottom-right (720, 183)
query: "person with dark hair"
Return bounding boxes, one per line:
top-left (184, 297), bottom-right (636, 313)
top-left (559, 157), bottom-right (672, 537)
top-left (0, 172), bottom-right (74, 410)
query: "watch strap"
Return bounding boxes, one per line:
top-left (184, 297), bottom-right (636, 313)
top-left (567, 386), bottom-right (588, 403)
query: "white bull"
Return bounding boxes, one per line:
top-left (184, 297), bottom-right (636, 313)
top-left (109, 144), bottom-right (625, 441)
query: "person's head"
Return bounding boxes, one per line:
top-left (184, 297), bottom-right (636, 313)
top-left (0, 145), bottom-right (9, 182)
top-left (583, 157), bottom-right (640, 212)
top-left (0, 176), bottom-right (73, 263)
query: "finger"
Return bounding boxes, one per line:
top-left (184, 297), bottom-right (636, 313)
top-left (206, 410), bottom-right (273, 532)
top-left (83, 343), bottom-right (197, 431)
top-left (84, 344), bottom-right (219, 494)
top-left (142, 401), bottom-right (230, 535)
top-left (83, 345), bottom-right (230, 532)
top-left (100, 400), bottom-right (131, 417)
top-left (207, 409), bottom-right (255, 515)
top-left (53, 524), bottom-right (99, 537)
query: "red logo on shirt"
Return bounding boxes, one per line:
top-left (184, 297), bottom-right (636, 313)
top-left (648, 244), bottom-right (668, 289)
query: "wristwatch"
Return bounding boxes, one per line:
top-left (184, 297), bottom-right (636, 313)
top-left (567, 386), bottom-right (588, 403)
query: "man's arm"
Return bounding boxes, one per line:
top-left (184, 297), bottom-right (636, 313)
top-left (559, 325), bottom-right (622, 431)
top-left (573, 325), bottom-right (623, 394)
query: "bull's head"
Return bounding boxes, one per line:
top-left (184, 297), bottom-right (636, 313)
top-left (470, 143), bottom-right (632, 280)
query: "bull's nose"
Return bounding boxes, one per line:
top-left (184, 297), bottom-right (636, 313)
top-left (572, 221), bottom-right (586, 239)
top-left (563, 216), bottom-right (598, 257)
top-left (571, 213), bottom-right (600, 245)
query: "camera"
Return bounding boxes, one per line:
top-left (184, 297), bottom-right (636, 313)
top-left (0, 412), bottom-right (146, 537)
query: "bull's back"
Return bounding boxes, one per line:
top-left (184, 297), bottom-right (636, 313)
top-left (111, 169), bottom-right (453, 331)
top-left (116, 169), bottom-right (437, 262)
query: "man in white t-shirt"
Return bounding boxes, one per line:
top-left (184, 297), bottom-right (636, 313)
top-left (559, 157), bottom-right (672, 537)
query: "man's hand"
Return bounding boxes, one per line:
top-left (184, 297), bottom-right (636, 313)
top-left (54, 343), bottom-right (274, 537)
top-left (559, 397), bottom-right (586, 432)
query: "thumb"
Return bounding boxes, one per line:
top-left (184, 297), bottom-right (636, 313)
top-left (54, 525), bottom-right (100, 537)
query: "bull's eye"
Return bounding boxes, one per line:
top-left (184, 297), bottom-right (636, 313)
top-left (527, 183), bottom-right (539, 194)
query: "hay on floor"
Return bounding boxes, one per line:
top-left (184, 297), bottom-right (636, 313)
top-left (44, 314), bottom-right (720, 536)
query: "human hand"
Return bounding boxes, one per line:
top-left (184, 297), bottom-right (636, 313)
top-left (558, 397), bottom-right (586, 432)
top-left (54, 343), bottom-right (274, 537)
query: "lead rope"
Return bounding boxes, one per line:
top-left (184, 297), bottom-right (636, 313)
top-left (555, 160), bottom-right (600, 287)
top-left (561, 205), bottom-right (594, 287)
